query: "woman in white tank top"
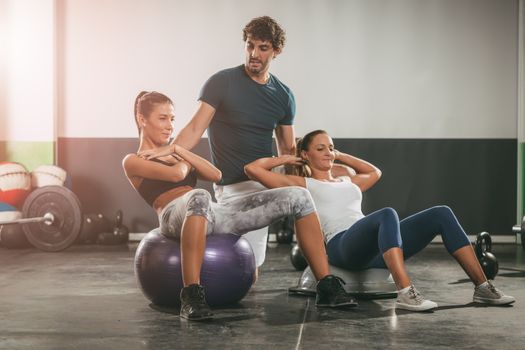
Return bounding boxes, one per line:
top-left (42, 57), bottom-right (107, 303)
top-left (245, 130), bottom-right (514, 311)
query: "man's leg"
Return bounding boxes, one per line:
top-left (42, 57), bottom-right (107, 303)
top-left (243, 227), bottom-right (268, 268)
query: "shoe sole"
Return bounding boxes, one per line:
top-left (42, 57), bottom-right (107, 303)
top-left (180, 313), bottom-right (214, 321)
top-left (473, 297), bottom-right (515, 305)
top-left (316, 301), bottom-right (358, 308)
top-left (395, 302), bottom-right (437, 312)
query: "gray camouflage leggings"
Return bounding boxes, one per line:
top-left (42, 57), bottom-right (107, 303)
top-left (159, 186), bottom-right (315, 238)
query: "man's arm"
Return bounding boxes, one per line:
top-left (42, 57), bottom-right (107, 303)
top-left (173, 101), bottom-right (216, 150)
top-left (275, 124), bottom-right (296, 156)
top-left (275, 124), bottom-right (296, 175)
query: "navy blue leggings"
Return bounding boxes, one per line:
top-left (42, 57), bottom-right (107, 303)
top-left (326, 206), bottom-right (471, 270)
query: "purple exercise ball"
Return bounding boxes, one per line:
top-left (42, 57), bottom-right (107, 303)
top-left (134, 228), bottom-right (256, 307)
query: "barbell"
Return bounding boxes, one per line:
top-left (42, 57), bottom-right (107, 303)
top-left (0, 212), bottom-right (54, 226)
top-left (0, 186), bottom-right (83, 252)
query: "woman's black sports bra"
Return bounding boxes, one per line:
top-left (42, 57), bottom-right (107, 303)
top-left (137, 158), bottom-right (197, 206)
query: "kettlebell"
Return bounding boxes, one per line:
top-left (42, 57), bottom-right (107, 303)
top-left (290, 244), bottom-right (308, 271)
top-left (275, 216), bottom-right (294, 244)
top-left (0, 224), bottom-right (32, 249)
top-left (475, 232), bottom-right (499, 280)
top-left (97, 209), bottom-right (129, 245)
top-left (276, 229), bottom-right (294, 244)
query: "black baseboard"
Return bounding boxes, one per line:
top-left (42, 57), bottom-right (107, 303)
top-left (57, 137), bottom-right (516, 235)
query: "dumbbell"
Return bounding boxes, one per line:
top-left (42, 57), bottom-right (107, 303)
top-left (77, 213), bottom-right (111, 244)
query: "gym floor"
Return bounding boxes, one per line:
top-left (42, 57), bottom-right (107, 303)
top-left (1, 242), bottom-right (524, 350)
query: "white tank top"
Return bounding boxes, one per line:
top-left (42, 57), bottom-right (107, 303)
top-left (305, 176), bottom-right (364, 243)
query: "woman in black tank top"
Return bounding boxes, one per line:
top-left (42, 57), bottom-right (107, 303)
top-left (123, 93), bottom-right (361, 320)
top-left (122, 91), bottom-right (221, 320)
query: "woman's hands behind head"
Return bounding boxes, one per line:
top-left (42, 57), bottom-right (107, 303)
top-left (278, 155), bottom-right (304, 166)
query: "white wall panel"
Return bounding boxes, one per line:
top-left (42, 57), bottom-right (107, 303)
top-left (0, 0), bottom-right (55, 142)
top-left (58, 0), bottom-right (518, 139)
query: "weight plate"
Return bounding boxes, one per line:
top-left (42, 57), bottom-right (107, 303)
top-left (22, 186), bottom-right (83, 252)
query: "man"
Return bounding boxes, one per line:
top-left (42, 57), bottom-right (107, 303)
top-left (173, 16), bottom-right (296, 272)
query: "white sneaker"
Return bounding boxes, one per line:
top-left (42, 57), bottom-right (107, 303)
top-left (395, 285), bottom-right (438, 312)
top-left (473, 281), bottom-right (515, 305)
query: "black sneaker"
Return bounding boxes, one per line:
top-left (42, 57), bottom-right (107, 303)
top-left (316, 275), bottom-right (358, 308)
top-left (180, 284), bottom-right (213, 321)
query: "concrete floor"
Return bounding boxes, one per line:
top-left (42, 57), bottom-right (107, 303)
top-left (0, 241), bottom-right (524, 350)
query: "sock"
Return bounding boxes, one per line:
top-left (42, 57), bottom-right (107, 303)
top-left (399, 285), bottom-right (412, 294)
top-left (477, 281), bottom-right (489, 288)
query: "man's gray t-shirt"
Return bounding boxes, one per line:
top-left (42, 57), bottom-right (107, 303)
top-left (199, 65), bottom-right (296, 185)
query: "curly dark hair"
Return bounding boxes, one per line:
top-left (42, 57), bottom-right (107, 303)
top-left (242, 16), bottom-right (286, 51)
